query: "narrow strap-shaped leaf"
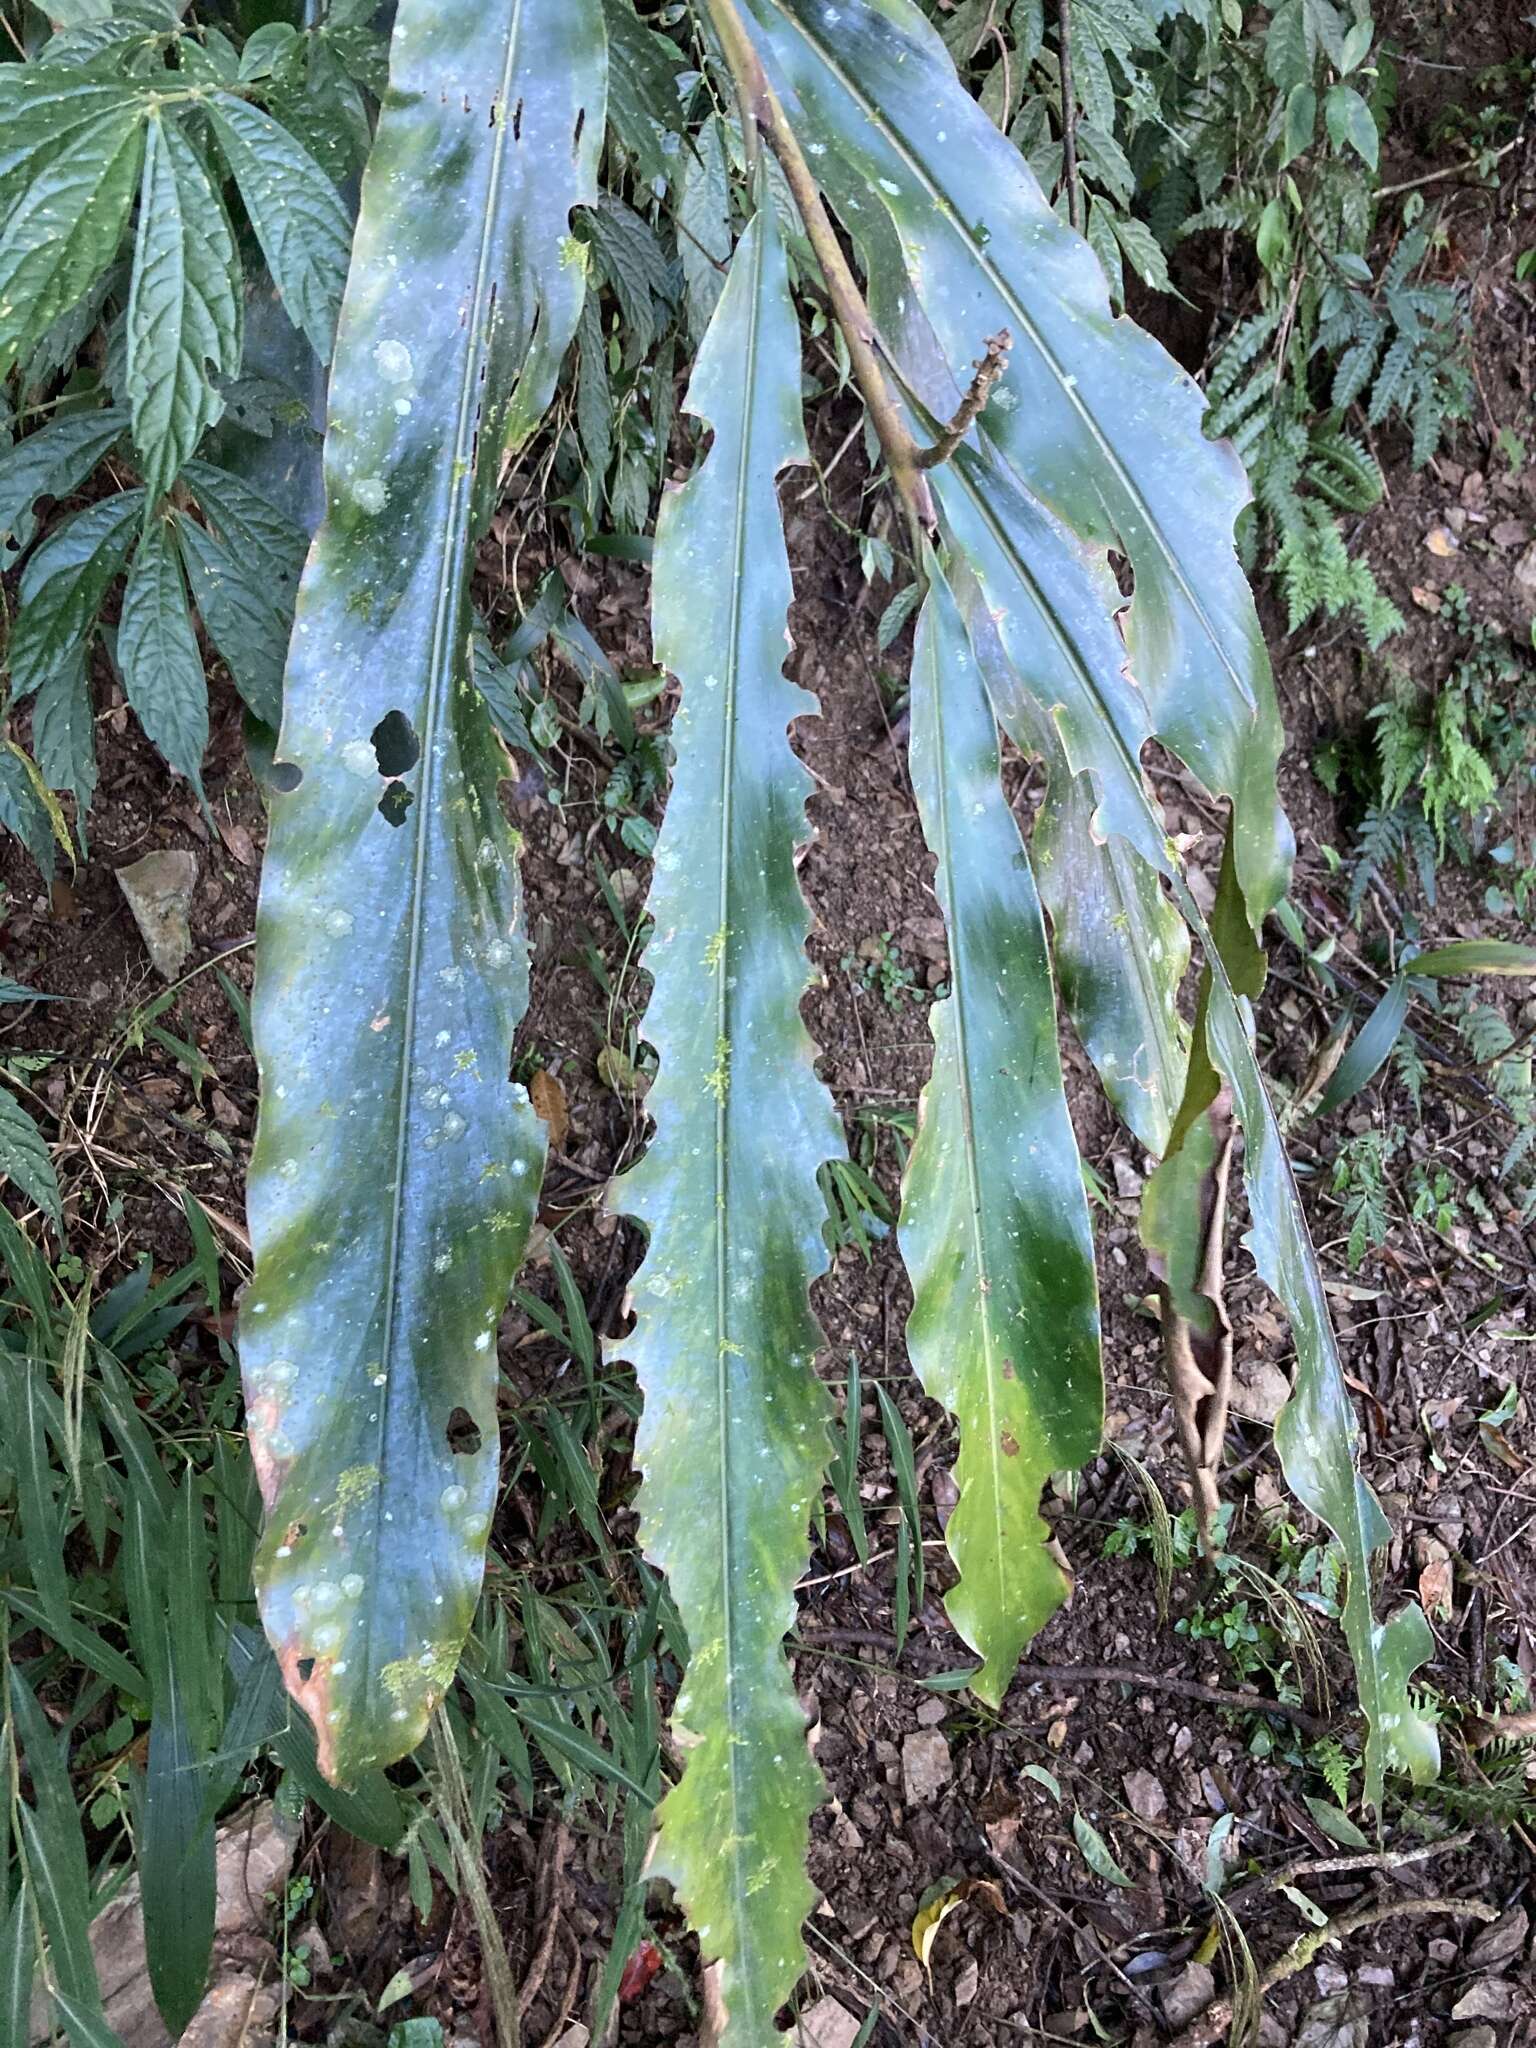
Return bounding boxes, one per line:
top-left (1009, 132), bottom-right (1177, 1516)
top-left (0, 1886), bottom-right (33, 2048)
top-left (740, 0), bottom-right (1290, 928)
top-left (937, 417), bottom-right (1431, 1809)
top-left (615, 200), bottom-right (842, 2047)
top-left (1197, 941), bottom-right (1438, 1809)
top-left (899, 566), bottom-right (1101, 1705)
top-left (951, 558), bottom-right (1188, 1157)
top-left (127, 114), bottom-right (242, 503)
top-left (240, 0), bottom-right (605, 1782)
top-left (0, 1358), bottom-right (71, 1634)
top-left (9, 1672), bottom-right (108, 2034)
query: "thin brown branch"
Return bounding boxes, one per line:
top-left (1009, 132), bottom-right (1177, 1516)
top-left (1057, 0), bottom-right (1082, 234)
top-left (701, 0), bottom-right (934, 553)
top-left (1171, 1896), bottom-right (1498, 2048)
top-left (915, 329), bottom-right (1013, 468)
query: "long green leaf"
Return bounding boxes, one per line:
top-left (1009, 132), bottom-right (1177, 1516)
top-left (240, 0), bottom-right (605, 1782)
top-left (9, 493), bottom-right (144, 710)
top-left (615, 199), bottom-right (842, 2047)
top-left (952, 559), bottom-right (1189, 1156)
top-left (1199, 950), bottom-right (1437, 1809)
top-left (740, 0), bottom-right (1290, 929)
top-left (9, 1672), bottom-right (110, 2040)
top-left (901, 565), bottom-right (1102, 1702)
top-left (127, 114), bottom-right (242, 503)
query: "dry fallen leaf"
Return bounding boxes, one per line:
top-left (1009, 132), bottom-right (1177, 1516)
top-left (1423, 525), bottom-right (1458, 556)
top-left (529, 1067), bottom-right (570, 1151)
top-left (1411, 585), bottom-right (1442, 613)
top-left (910, 1876), bottom-right (1005, 1972)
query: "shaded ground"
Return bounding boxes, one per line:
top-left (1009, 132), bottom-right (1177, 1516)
top-left (3, 20), bottom-right (1535, 2048)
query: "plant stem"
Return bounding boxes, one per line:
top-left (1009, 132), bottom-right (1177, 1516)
top-left (1057, 0), bottom-right (1083, 234)
top-left (700, 0), bottom-right (934, 557)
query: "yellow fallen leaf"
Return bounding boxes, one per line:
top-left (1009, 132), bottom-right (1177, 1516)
top-left (910, 1876), bottom-right (1005, 1972)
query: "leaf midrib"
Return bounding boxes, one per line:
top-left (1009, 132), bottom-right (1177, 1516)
top-left (362, 0), bottom-right (529, 1721)
top-left (709, 202), bottom-right (772, 2007)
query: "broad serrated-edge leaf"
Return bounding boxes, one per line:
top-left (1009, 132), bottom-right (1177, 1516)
top-left (205, 92), bottom-right (353, 361)
top-left (9, 491), bottom-right (144, 709)
top-left (127, 113), bottom-right (242, 503)
top-left (613, 199), bottom-right (842, 2048)
top-left (0, 91), bottom-right (146, 376)
top-left (0, 1087), bottom-right (61, 1223)
top-left (116, 514), bottom-right (209, 798)
top-left (899, 565), bottom-right (1102, 1706)
top-left (239, 0), bottom-right (606, 1783)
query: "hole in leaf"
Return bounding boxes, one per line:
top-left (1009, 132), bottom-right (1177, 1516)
top-left (572, 107), bottom-right (586, 153)
top-left (511, 95), bottom-right (523, 140)
top-left (378, 783), bottom-right (414, 827)
top-left (371, 709), bottom-right (420, 777)
top-left (270, 761), bottom-right (304, 793)
top-left (296, 1657), bottom-right (315, 1681)
top-left (445, 1406), bottom-right (482, 1456)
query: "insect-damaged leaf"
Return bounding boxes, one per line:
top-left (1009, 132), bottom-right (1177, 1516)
top-left (899, 566), bottom-right (1100, 1704)
top-left (614, 200), bottom-right (843, 2048)
top-left (240, 0), bottom-right (605, 1781)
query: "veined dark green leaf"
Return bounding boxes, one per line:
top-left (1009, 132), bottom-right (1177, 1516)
top-left (240, 0), bottom-right (604, 1782)
top-left (117, 515), bottom-right (209, 799)
top-left (0, 86), bottom-right (145, 376)
top-left (740, 0), bottom-right (1291, 928)
top-left (205, 93), bottom-right (353, 361)
top-left (0, 406), bottom-right (126, 560)
top-left (9, 491), bottom-right (144, 711)
top-left (176, 516), bottom-right (287, 726)
top-left (0, 1090), bottom-right (60, 1223)
top-left (127, 113), bottom-right (242, 502)
top-left (615, 200), bottom-right (842, 2047)
top-left (899, 565), bottom-right (1101, 1704)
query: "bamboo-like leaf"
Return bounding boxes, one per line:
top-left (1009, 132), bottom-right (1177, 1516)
top-left (240, 0), bottom-right (605, 1783)
top-left (899, 565), bottom-right (1101, 1704)
top-left (615, 199), bottom-right (842, 2047)
top-left (740, 0), bottom-right (1290, 927)
top-left (127, 114), bottom-right (242, 503)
